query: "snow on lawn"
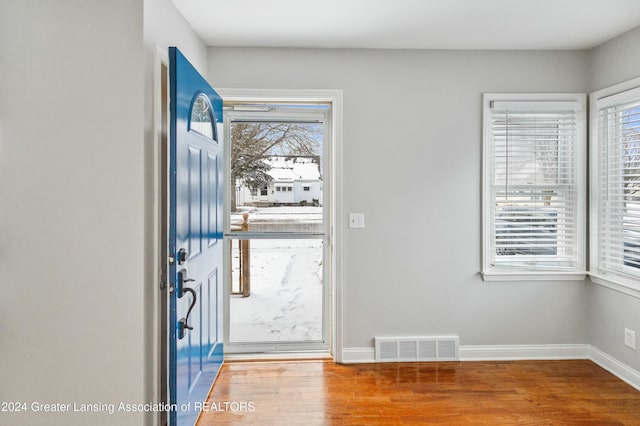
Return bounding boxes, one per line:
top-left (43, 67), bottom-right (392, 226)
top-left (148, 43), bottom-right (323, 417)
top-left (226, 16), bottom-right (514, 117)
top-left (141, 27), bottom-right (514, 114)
top-left (231, 206), bottom-right (322, 231)
top-left (230, 238), bottom-right (324, 343)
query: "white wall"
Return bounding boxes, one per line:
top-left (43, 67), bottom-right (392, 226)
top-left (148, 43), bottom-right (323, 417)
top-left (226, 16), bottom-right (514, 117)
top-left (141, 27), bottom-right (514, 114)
top-left (294, 182), bottom-right (322, 204)
top-left (588, 26), bottom-right (640, 372)
top-left (590, 26), bottom-right (640, 91)
top-left (0, 1), bottom-right (145, 425)
top-left (144, 0), bottom-right (208, 76)
top-left (208, 47), bottom-right (591, 352)
top-left (0, 0), bottom-right (208, 423)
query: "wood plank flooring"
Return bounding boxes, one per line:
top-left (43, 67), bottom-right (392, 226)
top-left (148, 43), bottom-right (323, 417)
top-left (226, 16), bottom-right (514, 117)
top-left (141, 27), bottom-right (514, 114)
top-left (198, 360), bottom-right (640, 425)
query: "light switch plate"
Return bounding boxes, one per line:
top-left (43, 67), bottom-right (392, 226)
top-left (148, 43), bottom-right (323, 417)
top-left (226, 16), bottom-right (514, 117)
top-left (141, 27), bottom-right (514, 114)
top-left (349, 213), bottom-right (365, 229)
top-left (625, 328), bottom-right (636, 350)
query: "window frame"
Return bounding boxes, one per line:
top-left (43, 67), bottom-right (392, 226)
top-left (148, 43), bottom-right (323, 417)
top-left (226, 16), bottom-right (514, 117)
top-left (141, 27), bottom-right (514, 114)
top-left (589, 77), bottom-right (640, 296)
top-left (482, 93), bottom-right (587, 282)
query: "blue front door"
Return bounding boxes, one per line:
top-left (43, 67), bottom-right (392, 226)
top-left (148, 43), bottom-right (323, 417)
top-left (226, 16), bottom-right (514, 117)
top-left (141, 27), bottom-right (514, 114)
top-left (169, 47), bottom-right (224, 426)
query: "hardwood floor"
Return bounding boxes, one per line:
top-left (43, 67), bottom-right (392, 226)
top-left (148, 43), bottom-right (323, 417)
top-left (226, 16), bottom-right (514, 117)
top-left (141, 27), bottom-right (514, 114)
top-left (198, 360), bottom-right (640, 425)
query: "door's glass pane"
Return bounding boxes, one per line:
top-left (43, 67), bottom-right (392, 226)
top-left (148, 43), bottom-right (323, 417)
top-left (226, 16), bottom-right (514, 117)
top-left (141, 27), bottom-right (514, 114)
top-left (190, 94), bottom-right (214, 139)
top-left (229, 239), bottom-right (323, 343)
top-left (230, 120), bottom-right (323, 233)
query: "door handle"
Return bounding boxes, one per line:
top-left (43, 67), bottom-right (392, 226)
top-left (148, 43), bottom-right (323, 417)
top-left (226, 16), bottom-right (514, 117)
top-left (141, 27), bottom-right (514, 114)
top-left (178, 287), bottom-right (197, 339)
top-left (177, 268), bottom-right (197, 339)
top-left (177, 268), bottom-right (195, 298)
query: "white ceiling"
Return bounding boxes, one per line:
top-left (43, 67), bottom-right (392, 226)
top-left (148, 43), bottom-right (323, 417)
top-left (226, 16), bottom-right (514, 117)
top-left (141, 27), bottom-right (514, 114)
top-left (172, 0), bottom-right (640, 50)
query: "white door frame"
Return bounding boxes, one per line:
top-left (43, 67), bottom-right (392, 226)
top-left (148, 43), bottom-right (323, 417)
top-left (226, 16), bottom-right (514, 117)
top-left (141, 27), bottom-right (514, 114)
top-left (218, 88), bottom-right (344, 361)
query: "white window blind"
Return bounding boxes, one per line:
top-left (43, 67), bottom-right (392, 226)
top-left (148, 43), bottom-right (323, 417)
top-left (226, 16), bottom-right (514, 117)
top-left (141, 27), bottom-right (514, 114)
top-left (482, 94), bottom-right (586, 280)
top-left (593, 88), bottom-right (640, 284)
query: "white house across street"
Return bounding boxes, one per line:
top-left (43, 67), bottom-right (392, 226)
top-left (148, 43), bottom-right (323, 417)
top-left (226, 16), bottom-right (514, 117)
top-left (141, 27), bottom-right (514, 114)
top-left (237, 155), bottom-right (323, 207)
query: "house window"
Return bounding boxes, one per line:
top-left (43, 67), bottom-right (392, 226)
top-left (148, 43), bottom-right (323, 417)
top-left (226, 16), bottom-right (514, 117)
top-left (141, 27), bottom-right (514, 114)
top-left (303, 186), bottom-right (310, 191)
top-left (250, 187), bottom-right (258, 196)
top-left (261, 185), bottom-right (268, 196)
top-left (286, 186), bottom-right (292, 192)
top-left (590, 82), bottom-right (640, 291)
top-left (482, 93), bottom-right (586, 281)
top-left (276, 186), bottom-right (281, 192)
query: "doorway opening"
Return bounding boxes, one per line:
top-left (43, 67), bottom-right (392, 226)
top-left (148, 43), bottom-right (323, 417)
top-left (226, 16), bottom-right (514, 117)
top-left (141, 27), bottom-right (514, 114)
top-left (224, 102), bottom-right (332, 355)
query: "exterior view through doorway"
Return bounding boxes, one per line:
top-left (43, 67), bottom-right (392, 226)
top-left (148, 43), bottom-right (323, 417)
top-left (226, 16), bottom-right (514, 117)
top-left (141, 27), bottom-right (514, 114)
top-left (224, 101), bottom-right (332, 355)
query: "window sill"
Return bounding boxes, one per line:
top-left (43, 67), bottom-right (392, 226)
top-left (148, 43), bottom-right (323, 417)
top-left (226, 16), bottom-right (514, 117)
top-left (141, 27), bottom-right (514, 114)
top-left (481, 271), bottom-right (587, 282)
top-left (588, 273), bottom-right (640, 300)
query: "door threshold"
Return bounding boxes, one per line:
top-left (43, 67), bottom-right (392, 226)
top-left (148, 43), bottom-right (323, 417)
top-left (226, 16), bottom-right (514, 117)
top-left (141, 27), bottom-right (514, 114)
top-left (224, 351), bottom-right (333, 363)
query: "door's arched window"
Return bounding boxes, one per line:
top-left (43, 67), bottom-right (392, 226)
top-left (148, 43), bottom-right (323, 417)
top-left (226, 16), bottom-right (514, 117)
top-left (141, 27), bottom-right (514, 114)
top-left (189, 93), bottom-right (215, 140)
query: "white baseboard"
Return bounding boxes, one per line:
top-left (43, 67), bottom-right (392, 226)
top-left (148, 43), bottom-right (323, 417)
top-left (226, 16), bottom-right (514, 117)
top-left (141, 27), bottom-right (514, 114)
top-left (459, 344), bottom-right (590, 361)
top-left (589, 346), bottom-right (640, 391)
top-left (341, 344), bottom-right (589, 364)
top-left (340, 344), bottom-right (640, 391)
top-left (341, 347), bottom-right (375, 363)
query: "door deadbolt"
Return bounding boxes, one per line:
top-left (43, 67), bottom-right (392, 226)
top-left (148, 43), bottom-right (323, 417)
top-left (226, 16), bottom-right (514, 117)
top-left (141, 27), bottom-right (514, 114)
top-left (177, 248), bottom-right (188, 264)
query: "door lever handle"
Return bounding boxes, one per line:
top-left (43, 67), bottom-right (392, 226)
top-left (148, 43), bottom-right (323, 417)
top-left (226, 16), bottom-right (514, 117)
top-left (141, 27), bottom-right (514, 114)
top-left (178, 287), bottom-right (197, 339)
top-left (177, 268), bottom-right (195, 298)
top-left (176, 268), bottom-right (197, 339)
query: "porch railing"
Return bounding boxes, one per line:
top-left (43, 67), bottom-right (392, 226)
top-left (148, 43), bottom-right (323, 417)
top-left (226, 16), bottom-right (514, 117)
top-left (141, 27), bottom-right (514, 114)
top-left (230, 212), bottom-right (250, 297)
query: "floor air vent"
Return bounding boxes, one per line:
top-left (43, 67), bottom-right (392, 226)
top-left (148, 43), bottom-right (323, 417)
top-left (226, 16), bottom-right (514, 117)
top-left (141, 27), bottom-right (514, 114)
top-left (375, 336), bottom-right (459, 362)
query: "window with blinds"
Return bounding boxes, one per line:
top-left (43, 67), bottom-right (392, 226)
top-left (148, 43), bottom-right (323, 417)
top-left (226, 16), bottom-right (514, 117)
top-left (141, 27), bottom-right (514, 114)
top-left (482, 94), bottom-right (586, 280)
top-left (591, 86), bottom-right (640, 287)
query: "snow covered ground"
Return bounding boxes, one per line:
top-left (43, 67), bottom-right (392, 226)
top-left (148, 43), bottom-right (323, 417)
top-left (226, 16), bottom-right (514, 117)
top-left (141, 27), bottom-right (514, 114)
top-left (229, 206), bottom-right (324, 344)
top-left (230, 206), bottom-right (323, 232)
